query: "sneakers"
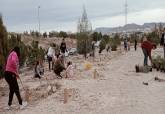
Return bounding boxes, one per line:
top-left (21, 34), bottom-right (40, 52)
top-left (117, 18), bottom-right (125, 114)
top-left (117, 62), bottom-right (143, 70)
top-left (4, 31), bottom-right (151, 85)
top-left (4, 105), bottom-right (11, 110)
top-left (20, 102), bottom-right (28, 110)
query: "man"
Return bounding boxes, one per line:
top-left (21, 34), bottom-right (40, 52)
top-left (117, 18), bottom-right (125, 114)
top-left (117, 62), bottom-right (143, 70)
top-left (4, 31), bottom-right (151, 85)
top-left (134, 38), bottom-right (137, 51)
top-left (60, 38), bottom-right (67, 55)
top-left (160, 28), bottom-right (165, 58)
top-left (124, 38), bottom-right (128, 51)
top-left (141, 36), bottom-right (156, 66)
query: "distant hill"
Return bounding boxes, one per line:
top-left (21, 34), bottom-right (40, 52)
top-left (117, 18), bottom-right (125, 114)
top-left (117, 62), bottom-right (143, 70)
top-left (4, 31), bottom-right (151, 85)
top-left (95, 23), bottom-right (165, 34)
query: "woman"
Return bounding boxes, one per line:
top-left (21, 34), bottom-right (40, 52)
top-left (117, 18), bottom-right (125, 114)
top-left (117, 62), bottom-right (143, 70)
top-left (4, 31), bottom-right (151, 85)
top-left (4, 46), bottom-right (27, 110)
top-left (141, 36), bottom-right (156, 66)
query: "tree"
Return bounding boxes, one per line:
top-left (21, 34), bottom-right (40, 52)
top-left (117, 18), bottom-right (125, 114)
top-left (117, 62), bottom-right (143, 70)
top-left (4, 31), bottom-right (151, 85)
top-left (113, 33), bottom-right (121, 45)
top-left (59, 31), bottom-right (68, 38)
top-left (99, 35), bottom-right (110, 53)
top-left (91, 32), bottom-right (102, 41)
top-left (0, 14), bottom-right (8, 78)
top-left (147, 31), bottom-right (160, 45)
top-left (49, 31), bottom-right (59, 38)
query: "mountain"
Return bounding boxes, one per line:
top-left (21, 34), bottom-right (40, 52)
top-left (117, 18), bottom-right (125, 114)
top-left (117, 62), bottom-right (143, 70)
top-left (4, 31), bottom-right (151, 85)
top-left (95, 23), bottom-right (165, 34)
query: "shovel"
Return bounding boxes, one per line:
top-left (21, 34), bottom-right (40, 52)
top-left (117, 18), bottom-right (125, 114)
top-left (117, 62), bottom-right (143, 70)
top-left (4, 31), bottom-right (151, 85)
top-left (143, 77), bottom-right (155, 86)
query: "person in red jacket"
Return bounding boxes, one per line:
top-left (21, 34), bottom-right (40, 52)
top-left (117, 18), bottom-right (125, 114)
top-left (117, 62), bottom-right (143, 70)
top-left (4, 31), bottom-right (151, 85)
top-left (141, 36), bottom-right (156, 66)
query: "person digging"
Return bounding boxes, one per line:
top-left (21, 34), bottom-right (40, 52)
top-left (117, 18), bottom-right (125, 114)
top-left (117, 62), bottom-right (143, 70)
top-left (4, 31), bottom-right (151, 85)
top-left (4, 46), bottom-right (27, 110)
top-left (136, 36), bottom-right (156, 73)
top-left (141, 36), bottom-right (156, 66)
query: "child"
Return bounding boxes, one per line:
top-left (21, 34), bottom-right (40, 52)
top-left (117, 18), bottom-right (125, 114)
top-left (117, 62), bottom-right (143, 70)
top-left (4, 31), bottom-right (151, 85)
top-left (66, 61), bottom-right (73, 78)
top-left (39, 59), bottom-right (44, 75)
top-left (53, 55), bottom-right (65, 78)
top-left (34, 61), bottom-right (42, 79)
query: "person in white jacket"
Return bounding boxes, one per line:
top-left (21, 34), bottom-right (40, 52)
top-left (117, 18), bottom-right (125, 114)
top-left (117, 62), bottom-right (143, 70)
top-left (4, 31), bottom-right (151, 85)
top-left (47, 45), bottom-right (55, 71)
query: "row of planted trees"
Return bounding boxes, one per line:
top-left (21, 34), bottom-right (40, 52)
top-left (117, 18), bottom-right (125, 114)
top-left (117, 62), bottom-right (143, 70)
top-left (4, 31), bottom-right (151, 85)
top-left (24, 30), bottom-right (76, 39)
top-left (76, 6), bottom-right (122, 58)
top-left (0, 15), bottom-right (45, 78)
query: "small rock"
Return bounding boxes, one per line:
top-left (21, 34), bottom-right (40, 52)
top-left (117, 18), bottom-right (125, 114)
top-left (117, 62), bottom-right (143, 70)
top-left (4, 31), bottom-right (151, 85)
top-left (52, 86), bottom-right (56, 93)
top-left (47, 85), bottom-right (52, 92)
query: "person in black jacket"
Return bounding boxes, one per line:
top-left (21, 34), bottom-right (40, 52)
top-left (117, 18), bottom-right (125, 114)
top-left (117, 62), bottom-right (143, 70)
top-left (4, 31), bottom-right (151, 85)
top-left (134, 38), bottom-right (137, 51)
top-left (160, 28), bottom-right (165, 58)
top-left (60, 38), bottom-right (67, 55)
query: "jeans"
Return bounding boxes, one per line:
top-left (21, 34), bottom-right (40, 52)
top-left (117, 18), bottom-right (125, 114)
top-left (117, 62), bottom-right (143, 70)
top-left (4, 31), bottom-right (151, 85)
top-left (47, 56), bottom-right (53, 71)
top-left (4, 71), bottom-right (22, 106)
top-left (142, 48), bottom-right (148, 66)
top-left (164, 46), bottom-right (165, 58)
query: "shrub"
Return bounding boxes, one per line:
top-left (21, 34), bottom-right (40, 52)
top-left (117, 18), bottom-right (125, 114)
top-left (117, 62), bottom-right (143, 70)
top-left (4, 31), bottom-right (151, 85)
top-left (26, 40), bottom-right (45, 67)
top-left (111, 44), bottom-right (117, 51)
top-left (99, 38), bottom-right (106, 53)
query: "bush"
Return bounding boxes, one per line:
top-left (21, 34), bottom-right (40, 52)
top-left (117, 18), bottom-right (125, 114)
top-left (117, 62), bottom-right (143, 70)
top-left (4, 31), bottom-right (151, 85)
top-left (147, 32), bottom-right (160, 45)
top-left (111, 44), bottom-right (117, 51)
top-left (26, 40), bottom-right (45, 67)
top-left (152, 55), bottom-right (165, 71)
top-left (99, 39), bottom-right (106, 53)
top-left (0, 15), bottom-right (46, 77)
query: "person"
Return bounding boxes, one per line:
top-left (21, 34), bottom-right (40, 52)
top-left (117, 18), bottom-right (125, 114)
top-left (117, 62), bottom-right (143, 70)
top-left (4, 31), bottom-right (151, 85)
top-left (60, 38), bottom-right (67, 55)
top-left (141, 36), bottom-right (156, 66)
top-left (34, 61), bottom-right (42, 79)
top-left (53, 55), bottom-right (65, 78)
top-left (47, 44), bottom-right (55, 71)
top-left (91, 41), bottom-right (95, 57)
top-left (124, 38), bottom-right (127, 51)
top-left (4, 46), bottom-right (27, 110)
top-left (39, 59), bottom-right (44, 75)
top-left (66, 61), bottom-right (73, 78)
top-left (127, 39), bottom-right (131, 51)
top-left (160, 28), bottom-right (165, 58)
top-left (106, 44), bottom-right (111, 53)
top-left (134, 38), bottom-right (137, 51)
top-left (55, 44), bottom-right (60, 58)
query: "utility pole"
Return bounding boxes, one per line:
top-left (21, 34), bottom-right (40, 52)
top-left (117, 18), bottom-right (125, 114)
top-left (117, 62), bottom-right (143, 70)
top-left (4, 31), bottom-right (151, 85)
top-left (124, 0), bottom-right (128, 50)
top-left (38, 6), bottom-right (41, 34)
top-left (125, 0), bottom-right (128, 25)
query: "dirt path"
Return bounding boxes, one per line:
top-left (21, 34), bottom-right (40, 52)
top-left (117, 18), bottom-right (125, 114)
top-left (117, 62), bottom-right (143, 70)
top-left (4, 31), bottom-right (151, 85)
top-left (2, 48), bottom-right (165, 114)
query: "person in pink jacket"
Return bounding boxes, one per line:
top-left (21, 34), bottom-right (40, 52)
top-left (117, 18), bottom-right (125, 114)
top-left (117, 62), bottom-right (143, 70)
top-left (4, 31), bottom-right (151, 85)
top-left (4, 46), bottom-right (27, 110)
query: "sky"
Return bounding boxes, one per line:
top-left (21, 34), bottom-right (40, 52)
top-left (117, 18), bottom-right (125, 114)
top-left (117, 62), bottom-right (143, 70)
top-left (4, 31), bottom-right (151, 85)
top-left (0, 0), bottom-right (165, 33)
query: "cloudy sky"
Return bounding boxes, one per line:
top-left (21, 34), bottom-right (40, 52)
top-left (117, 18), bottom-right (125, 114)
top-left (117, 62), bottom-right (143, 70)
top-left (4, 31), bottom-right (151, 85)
top-left (1, 0), bottom-right (165, 33)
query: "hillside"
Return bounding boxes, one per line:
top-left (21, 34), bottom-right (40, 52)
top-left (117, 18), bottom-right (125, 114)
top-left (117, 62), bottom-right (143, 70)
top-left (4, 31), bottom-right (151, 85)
top-left (95, 22), bottom-right (165, 34)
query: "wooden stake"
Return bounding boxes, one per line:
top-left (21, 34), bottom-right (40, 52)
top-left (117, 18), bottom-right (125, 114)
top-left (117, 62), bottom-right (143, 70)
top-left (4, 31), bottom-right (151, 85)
top-left (64, 88), bottom-right (68, 104)
top-left (25, 88), bottom-right (30, 102)
top-left (93, 69), bottom-right (97, 79)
